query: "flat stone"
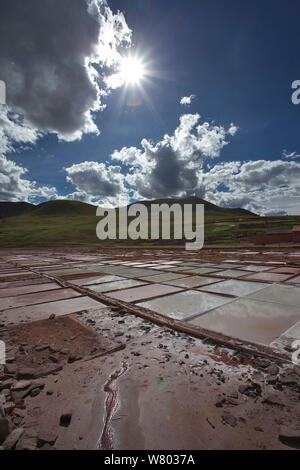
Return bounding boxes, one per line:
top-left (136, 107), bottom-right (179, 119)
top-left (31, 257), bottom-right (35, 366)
top-left (15, 429), bottom-right (37, 450)
top-left (30, 388), bottom-right (41, 397)
top-left (266, 364), bottom-right (279, 375)
top-left (49, 353), bottom-right (60, 363)
top-left (279, 374), bottom-right (298, 385)
top-left (37, 430), bottom-right (57, 446)
top-left (11, 380), bottom-right (32, 391)
top-left (35, 344), bottom-right (49, 352)
top-left (17, 368), bottom-right (36, 380)
top-left (13, 408), bottom-right (26, 418)
top-left (3, 402), bottom-right (16, 413)
top-left (0, 379), bottom-right (14, 390)
top-left (222, 411), bottom-right (237, 427)
top-left (266, 375), bottom-right (278, 384)
top-left (256, 358), bottom-right (271, 368)
top-left (263, 394), bottom-right (282, 406)
top-left (279, 425), bottom-right (300, 445)
top-left (2, 427), bottom-right (24, 450)
top-left (4, 364), bottom-right (17, 375)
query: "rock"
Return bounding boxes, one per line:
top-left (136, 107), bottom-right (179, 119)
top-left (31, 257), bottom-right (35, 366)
top-left (67, 355), bottom-right (82, 364)
top-left (13, 408), bottom-right (26, 418)
top-left (6, 354), bottom-right (15, 363)
top-left (49, 314), bottom-right (56, 320)
top-left (3, 402), bottom-right (16, 413)
top-left (238, 385), bottom-right (248, 394)
top-left (49, 344), bottom-right (60, 353)
top-left (16, 428), bottom-right (37, 450)
top-left (40, 443), bottom-right (54, 450)
top-left (279, 374), bottom-right (298, 385)
top-left (279, 425), bottom-right (300, 445)
top-left (30, 388), bottom-right (40, 397)
top-left (255, 358), bottom-right (271, 369)
top-left (11, 380), bottom-right (32, 391)
top-left (255, 427), bottom-right (264, 432)
top-left (0, 418), bottom-right (10, 443)
top-left (13, 399), bottom-right (25, 409)
top-left (59, 413), bottom-right (72, 427)
top-left (294, 365), bottom-right (300, 377)
top-left (46, 390), bottom-right (54, 396)
top-left (60, 348), bottom-right (69, 355)
top-left (266, 364), bottom-right (279, 375)
top-left (215, 398), bottom-right (225, 408)
top-left (4, 364), bottom-right (17, 375)
top-left (222, 411), bottom-right (237, 428)
top-left (0, 379), bottom-right (14, 390)
top-left (2, 427), bottom-right (24, 450)
top-left (49, 353), bottom-right (60, 363)
top-left (239, 382), bottom-right (262, 397)
top-left (263, 394), bottom-right (282, 407)
top-left (266, 375), bottom-right (277, 384)
top-left (35, 364), bottom-right (62, 378)
top-left (37, 430), bottom-right (57, 447)
top-left (16, 368), bottom-right (36, 380)
top-left (35, 344), bottom-right (49, 352)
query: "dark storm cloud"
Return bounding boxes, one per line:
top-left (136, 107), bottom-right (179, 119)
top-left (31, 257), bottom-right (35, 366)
top-left (0, 0), bottom-right (131, 140)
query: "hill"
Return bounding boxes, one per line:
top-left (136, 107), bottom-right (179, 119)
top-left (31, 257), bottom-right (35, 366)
top-left (1, 197), bottom-right (299, 247)
top-left (131, 196), bottom-right (257, 217)
top-left (29, 200), bottom-right (96, 217)
top-left (0, 202), bottom-right (35, 219)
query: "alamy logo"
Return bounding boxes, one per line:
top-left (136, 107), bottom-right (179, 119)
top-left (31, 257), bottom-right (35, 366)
top-left (0, 80), bottom-right (6, 105)
top-left (96, 203), bottom-right (204, 250)
top-left (0, 340), bottom-right (5, 365)
top-left (291, 80), bottom-right (300, 105)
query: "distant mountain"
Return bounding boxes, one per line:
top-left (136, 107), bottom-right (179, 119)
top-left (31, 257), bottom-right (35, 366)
top-left (129, 196), bottom-right (257, 217)
top-left (0, 197), bottom-right (257, 220)
top-left (0, 202), bottom-right (35, 219)
top-left (29, 200), bottom-right (96, 217)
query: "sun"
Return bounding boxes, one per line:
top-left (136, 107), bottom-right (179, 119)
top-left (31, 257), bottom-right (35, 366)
top-left (119, 56), bottom-right (146, 85)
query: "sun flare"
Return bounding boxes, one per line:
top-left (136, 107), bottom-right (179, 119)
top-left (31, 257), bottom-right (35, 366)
top-left (119, 56), bottom-right (146, 85)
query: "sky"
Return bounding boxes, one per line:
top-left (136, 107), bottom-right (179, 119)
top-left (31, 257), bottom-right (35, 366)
top-left (0, 0), bottom-right (300, 215)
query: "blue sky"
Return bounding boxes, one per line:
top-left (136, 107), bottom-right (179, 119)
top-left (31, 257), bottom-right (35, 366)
top-left (1, 0), bottom-right (300, 214)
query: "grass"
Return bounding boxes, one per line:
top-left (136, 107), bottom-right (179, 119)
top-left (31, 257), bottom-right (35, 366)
top-left (0, 199), bottom-right (299, 248)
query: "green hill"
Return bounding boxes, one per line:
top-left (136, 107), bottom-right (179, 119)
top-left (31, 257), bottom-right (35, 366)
top-left (0, 201), bottom-right (35, 219)
top-left (1, 197), bottom-right (298, 248)
top-left (132, 196), bottom-right (256, 218)
top-left (30, 200), bottom-right (96, 217)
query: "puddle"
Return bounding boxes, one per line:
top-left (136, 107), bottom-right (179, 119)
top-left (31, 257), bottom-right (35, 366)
top-left (98, 361), bottom-right (129, 450)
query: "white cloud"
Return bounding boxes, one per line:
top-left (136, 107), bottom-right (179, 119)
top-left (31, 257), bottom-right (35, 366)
top-left (200, 159), bottom-right (300, 215)
top-left (282, 149), bottom-right (300, 159)
top-left (111, 113), bottom-right (236, 200)
top-left (65, 160), bottom-right (128, 207)
top-left (0, 107), bottom-right (41, 155)
top-left (180, 94), bottom-right (196, 106)
top-left (0, 155), bottom-right (58, 202)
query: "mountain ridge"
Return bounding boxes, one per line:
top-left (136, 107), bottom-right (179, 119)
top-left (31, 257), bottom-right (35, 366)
top-left (0, 197), bottom-right (257, 219)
